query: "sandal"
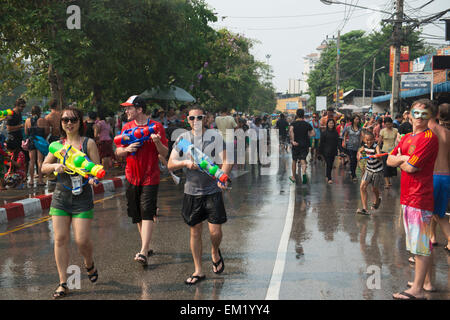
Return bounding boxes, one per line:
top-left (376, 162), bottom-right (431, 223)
top-left (85, 263), bottom-right (98, 283)
top-left (185, 274), bottom-right (206, 285)
top-left (135, 253), bottom-right (148, 266)
top-left (392, 291), bottom-right (427, 300)
top-left (289, 176), bottom-right (296, 183)
top-left (444, 245), bottom-right (450, 254)
top-left (212, 249), bottom-right (225, 274)
top-left (408, 256), bottom-right (415, 264)
top-left (356, 208), bottom-right (370, 216)
top-left (371, 197), bottom-right (381, 210)
top-left (52, 283), bottom-right (69, 299)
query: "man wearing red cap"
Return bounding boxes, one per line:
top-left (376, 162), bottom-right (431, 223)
top-left (116, 95), bottom-right (168, 266)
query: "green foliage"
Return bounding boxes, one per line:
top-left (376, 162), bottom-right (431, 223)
top-left (307, 24), bottom-right (431, 106)
top-left (0, 0), bottom-right (275, 115)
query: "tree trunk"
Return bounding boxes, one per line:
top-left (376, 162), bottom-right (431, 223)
top-left (92, 84), bottom-right (103, 114)
top-left (48, 63), bottom-right (65, 109)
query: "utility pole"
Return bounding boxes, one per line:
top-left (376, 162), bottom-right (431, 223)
top-left (362, 68), bottom-right (366, 106)
top-left (336, 30), bottom-right (341, 109)
top-left (370, 58), bottom-right (376, 108)
top-left (389, 0), bottom-right (403, 116)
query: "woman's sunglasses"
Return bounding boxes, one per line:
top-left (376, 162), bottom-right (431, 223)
top-left (61, 116), bottom-right (79, 124)
top-left (188, 115), bottom-right (204, 121)
top-left (411, 109), bottom-right (431, 120)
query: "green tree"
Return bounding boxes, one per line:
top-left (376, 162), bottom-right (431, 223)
top-left (307, 24), bottom-right (432, 107)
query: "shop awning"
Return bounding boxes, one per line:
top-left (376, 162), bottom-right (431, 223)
top-left (372, 81), bottom-right (450, 103)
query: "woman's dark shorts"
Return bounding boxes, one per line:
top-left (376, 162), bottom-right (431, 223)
top-left (182, 192), bottom-right (227, 227)
top-left (126, 183), bottom-right (159, 224)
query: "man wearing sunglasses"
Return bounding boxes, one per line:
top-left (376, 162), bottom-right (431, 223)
top-left (168, 105), bottom-right (232, 285)
top-left (387, 99), bottom-right (439, 300)
top-left (116, 95), bottom-right (168, 267)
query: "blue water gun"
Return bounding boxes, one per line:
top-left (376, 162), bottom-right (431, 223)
top-left (114, 123), bottom-right (156, 155)
top-left (175, 138), bottom-right (231, 186)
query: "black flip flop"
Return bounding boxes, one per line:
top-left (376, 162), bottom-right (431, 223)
top-left (371, 197), bottom-right (381, 210)
top-left (212, 249), bottom-right (225, 274)
top-left (135, 253), bottom-right (148, 266)
top-left (393, 291), bottom-right (427, 300)
top-left (356, 208), bottom-right (370, 216)
top-left (444, 245), bottom-right (450, 254)
top-left (185, 274), bottom-right (206, 285)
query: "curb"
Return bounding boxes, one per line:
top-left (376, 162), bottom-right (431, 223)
top-left (0, 175), bottom-right (127, 225)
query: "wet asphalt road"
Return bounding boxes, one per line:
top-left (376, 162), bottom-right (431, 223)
top-left (0, 153), bottom-right (449, 300)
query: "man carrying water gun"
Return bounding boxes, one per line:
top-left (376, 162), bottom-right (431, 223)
top-left (168, 105), bottom-right (232, 285)
top-left (115, 95), bottom-right (168, 267)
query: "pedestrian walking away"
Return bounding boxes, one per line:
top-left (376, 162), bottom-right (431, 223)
top-left (275, 113), bottom-right (289, 152)
top-left (41, 107), bottom-right (102, 299)
top-left (309, 113), bottom-right (321, 163)
top-left (115, 95), bottom-right (168, 267)
top-left (45, 99), bottom-right (62, 143)
top-left (289, 109), bottom-right (315, 184)
top-left (24, 105), bottom-right (49, 187)
top-left (168, 105), bottom-right (232, 285)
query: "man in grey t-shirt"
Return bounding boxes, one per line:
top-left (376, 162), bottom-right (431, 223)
top-left (168, 105), bottom-right (232, 285)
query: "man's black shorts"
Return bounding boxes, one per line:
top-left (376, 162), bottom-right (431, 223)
top-left (126, 183), bottom-right (158, 224)
top-left (292, 146), bottom-right (309, 161)
top-left (182, 192), bottom-right (227, 227)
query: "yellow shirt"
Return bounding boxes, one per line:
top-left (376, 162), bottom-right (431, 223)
top-left (380, 128), bottom-right (398, 152)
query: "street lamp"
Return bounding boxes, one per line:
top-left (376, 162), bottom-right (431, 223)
top-left (370, 59), bottom-right (386, 108)
top-left (319, 0), bottom-right (391, 15)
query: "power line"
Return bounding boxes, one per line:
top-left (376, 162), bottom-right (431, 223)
top-left (220, 9), bottom-right (364, 19)
top-left (246, 12), bottom-right (371, 31)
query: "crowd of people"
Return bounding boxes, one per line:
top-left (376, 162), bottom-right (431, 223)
top-left (276, 100), bottom-right (449, 300)
top-left (0, 95), bottom-right (448, 300)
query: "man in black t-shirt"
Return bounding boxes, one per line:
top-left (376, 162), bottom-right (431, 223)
top-left (289, 109), bottom-right (315, 184)
top-left (6, 98), bottom-right (26, 149)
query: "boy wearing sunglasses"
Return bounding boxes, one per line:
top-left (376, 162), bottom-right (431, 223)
top-left (387, 99), bottom-right (439, 300)
top-left (168, 105), bottom-right (232, 285)
top-left (116, 95), bottom-right (168, 267)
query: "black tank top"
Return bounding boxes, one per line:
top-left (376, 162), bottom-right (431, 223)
top-left (29, 116), bottom-right (46, 138)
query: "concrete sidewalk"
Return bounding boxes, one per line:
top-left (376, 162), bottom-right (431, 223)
top-left (0, 168), bottom-right (127, 225)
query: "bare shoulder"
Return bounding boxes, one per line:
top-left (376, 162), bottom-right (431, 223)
top-left (86, 137), bottom-right (97, 148)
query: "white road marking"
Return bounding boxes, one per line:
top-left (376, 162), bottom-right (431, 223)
top-left (265, 183), bottom-right (296, 300)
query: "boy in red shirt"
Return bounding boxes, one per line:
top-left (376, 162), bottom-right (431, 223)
top-left (387, 99), bottom-right (438, 300)
top-left (116, 95), bottom-right (168, 266)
